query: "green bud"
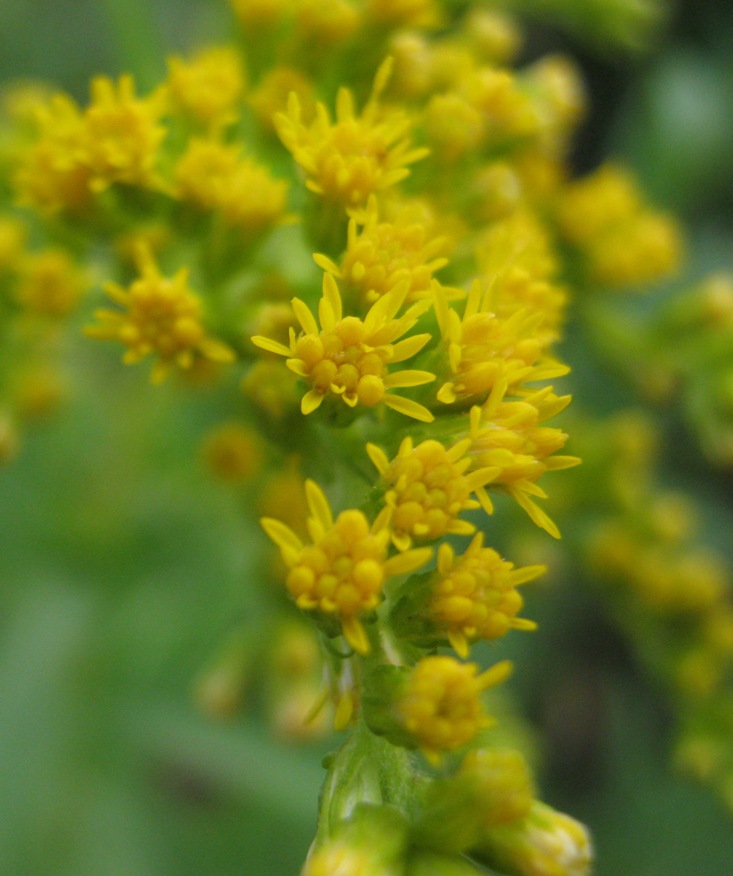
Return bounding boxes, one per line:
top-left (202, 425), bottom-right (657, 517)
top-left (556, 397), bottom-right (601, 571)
top-left (304, 804), bottom-right (409, 876)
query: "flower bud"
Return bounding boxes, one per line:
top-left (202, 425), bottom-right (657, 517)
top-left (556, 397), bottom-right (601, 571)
top-left (472, 800), bottom-right (593, 876)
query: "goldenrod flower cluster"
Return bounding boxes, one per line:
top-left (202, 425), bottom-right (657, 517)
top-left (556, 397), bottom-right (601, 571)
top-left (3, 0), bottom-right (725, 873)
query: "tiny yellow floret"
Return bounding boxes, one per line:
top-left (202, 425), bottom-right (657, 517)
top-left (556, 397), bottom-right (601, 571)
top-left (430, 534), bottom-right (542, 657)
top-left (261, 479), bottom-right (431, 654)
top-left (397, 655), bottom-right (512, 760)
top-left (252, 272), bottom-right (436, 421)
top-left (85, 247), bottom-right (234, 383)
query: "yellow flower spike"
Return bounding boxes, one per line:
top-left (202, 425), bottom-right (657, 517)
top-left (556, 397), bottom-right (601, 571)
top-left (85, 246), bottom-right (235, 383)
top-left (261, 479), bottom-right (431, 655)
top-left (165, 45), bottom-right (246, 129)
top-left (274, 58), bottom-right (429, 208)
top-left (396, 655), bottom-right (512, 762)
top-left (252, 272), bottom-right (436, 421)
top-left (430, 534), bottom-right (543, 658)
top-left (367, 436), bottom-right (499, 550)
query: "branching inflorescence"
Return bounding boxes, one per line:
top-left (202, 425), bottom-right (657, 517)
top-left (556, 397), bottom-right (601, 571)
top-left (6, 0), bottom-right (724, 873)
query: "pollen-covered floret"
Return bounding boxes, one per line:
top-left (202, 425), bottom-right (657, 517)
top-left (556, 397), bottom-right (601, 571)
top-left (261, 480), bottom-right (430, 654)
top-left (397, 655), bottom-right (512, 761)
top-left (274, 59), bottom-right (428, 208)
top-left (367, 437), bottom-right (498, 551)
top-left (85, 247), bottom-right (235, 383)
top-left (429, 534), bottom-right (542, 658)
top-left (252, 271), bottom-right (436, 421)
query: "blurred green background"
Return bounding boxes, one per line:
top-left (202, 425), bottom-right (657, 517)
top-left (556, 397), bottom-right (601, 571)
top-left (2, 1), bottom-right (733, 874)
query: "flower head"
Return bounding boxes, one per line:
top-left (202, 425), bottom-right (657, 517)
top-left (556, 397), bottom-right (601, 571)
top-left (85, 247), bottom-right (235, 383)
top-left (466, 383), bottom-right (580, 538)
top-left (174, 137), bottom-right (289, 235)
top-left (261, 479), bottom-right (430, 654)
top-left (274, 59), bottom-right (428, 208)
top-left (433, 279), bottom-right (566, 407)
top-left (165, 45), bottom-right (246, 129)
top-left (252, 272), bottom-right (436, 421)
top-left (395, 655), bottom-right (512, 761)
top-left (367, 437), bottom-right (498, 551)
top-left (430, 534), bottom-right (542, 658)
top-left (315, 196), bottom-right (450, 308)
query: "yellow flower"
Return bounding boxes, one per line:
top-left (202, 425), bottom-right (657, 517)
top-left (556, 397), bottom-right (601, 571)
top-left (13, 93), bottom-right (93, 214)
top-left (85, 247), bottom-right (235, 383)
top-left (556, 162), bottom-right (684, 287)
top-left (430, 534), bottom-right (543, 658)
top-left (396, 655), bottom-right (512, 761)
top-left (433, 279), bottom-right (566, 406)
top-left (315, 196), bottom-right (450, 307)
top-left (248, 66), bottom-right (316, 133)
top-left (165, 45), bottom-right (246, 129)
top-left (252, 272), bottom-right (436, 421)
top-left (14, 248), bottom-right (86, 317)
top-left (14, 75), bottom-right (165, 213)
top-left (80, 75), bottom-right (166, 193)
top-left (274, 59), bottom-right (428, 208)
top-left (467, 382), bottom-right (580, 538)
top-left (366, 437), bottom-right (499, 551)
top-left (174, 137), bottom-right (289, 235)
top-left (261, 479), bottom-right (431, 654)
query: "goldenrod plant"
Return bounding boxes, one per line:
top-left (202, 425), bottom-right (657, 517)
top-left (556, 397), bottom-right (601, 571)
top-left (1, 1), bottom-right (732, 874)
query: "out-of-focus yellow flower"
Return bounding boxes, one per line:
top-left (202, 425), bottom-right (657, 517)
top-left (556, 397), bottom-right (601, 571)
top-left (14, 75), bottom-right (165, 213)
top-left (275, 59), bottom-right (428, 208)
top-left (13, 93), bottom-right (92, 214)
top-left (248, 66), bottom-right (316, 133)
top-left (174, 137), bottom-right (289, 235)
top-left (76, 75), bottom-right (166, 193)
top-left (430, 534), bottom-right (542, 657)
top-left (252, 271), bottom-right (436, 421)
top-left (165, 45), bottom-right (246, 129)
top-left (85, 246), bottom-right (235, 383)
top-left (200, 420), bottom-right (263, 483)
top-left (556, 162), bottom-right (683, 287)
top-left (261, 479), bottom-right (430, 654)
top-left (14, 248), bottom-right (85, 317)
